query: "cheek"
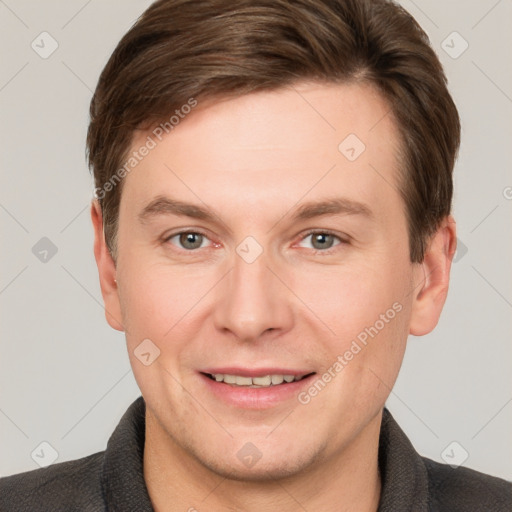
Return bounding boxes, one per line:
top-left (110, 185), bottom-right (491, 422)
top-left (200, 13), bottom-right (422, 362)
top-left (117, 256), bottom-right (219, 347)
top-left (291, 250), bottom-right (413, 404)
top-left (117, 264), bottom-right (199, 394)
top-left (290, 255), bottom-right (411, 340)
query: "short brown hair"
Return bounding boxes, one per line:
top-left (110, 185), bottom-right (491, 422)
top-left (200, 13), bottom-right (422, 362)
top-left (87, 0), bottom-right (460, 263)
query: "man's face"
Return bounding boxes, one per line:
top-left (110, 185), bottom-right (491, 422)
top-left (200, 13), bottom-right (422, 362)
top-left (107, 82), bottom-right (424, 479)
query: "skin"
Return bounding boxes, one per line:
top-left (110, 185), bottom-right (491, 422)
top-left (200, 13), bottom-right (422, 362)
top-left (91, 81), bottom-right (456, 512)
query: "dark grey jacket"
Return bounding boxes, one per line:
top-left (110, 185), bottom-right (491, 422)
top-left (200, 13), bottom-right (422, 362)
top-left (1, 396), bottom-right (510, 511)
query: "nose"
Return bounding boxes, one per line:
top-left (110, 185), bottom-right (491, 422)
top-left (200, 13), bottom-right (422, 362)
top-left (213, 248), bottom-right (294, 342)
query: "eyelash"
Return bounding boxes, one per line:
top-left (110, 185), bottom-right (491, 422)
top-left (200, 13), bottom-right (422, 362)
top-left (300, 229), bottom-right (348, 254)
top-left (163, 229), bottom-right (348, 255)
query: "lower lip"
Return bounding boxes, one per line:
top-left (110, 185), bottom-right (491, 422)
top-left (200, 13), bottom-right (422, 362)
top-left (199, 373), bottom-right (315, 409)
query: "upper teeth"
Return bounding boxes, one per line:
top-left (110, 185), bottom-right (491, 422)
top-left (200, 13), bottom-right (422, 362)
top-left (212, 374), bottom-right (302, 387)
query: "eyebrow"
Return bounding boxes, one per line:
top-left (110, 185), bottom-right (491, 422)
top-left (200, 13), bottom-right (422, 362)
top-left (137, 195), bottom-right (373, 226)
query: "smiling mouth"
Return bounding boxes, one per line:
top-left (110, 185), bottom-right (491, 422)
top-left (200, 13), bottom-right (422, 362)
top-left (202, 372), bottom-right (316, 388)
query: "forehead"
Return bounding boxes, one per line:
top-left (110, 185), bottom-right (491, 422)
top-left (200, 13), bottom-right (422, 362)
top-left (121, 81), bottom-right (402, 222)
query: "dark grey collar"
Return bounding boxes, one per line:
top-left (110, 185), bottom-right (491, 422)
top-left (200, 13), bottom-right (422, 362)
top-left (377, 407), bottom-right (430, 511)
top-left (101, 396), bottom-right (153, 511)
top-left (101, 396), bottom-right (430, 511)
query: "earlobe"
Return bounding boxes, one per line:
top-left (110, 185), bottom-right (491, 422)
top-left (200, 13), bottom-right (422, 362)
top-left (409, 216), bottom-right (457, 336)
top-left (91, 199), bottom-right (125, 332)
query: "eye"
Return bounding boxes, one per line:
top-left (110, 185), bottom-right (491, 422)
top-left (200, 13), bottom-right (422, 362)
top-left (163, 229), bottom-right (346, 253)
top-left (165, 231), bottom-right (211, 250)
top-left (297, 231), bottom-right (345, 252)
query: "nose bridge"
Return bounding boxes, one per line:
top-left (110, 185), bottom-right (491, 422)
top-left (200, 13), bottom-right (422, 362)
top-left (213, 243), bottom-right (291, 340)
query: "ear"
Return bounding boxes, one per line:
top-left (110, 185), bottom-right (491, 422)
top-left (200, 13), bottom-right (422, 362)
top-left (409, 215), bottom-right (457, 336)
top-left (91, 199), bottom-right (124, 331)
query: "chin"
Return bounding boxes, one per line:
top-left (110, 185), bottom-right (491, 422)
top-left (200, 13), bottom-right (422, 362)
top-left (187, 440), bottom-right (326, 483)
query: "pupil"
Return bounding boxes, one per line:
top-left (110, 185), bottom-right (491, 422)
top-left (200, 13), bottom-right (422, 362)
top-left (181, 233), bottom-right (202, 249)
top-left (314, 233), bottom-right (331, 249)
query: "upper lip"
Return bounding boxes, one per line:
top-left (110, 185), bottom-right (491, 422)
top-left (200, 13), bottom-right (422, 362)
top-left (200, 367), bottom-right (315, 378)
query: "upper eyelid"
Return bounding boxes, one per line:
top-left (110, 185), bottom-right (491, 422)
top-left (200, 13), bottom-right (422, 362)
top-left (164, 228), bottom-right (347, 250)
top-left (299, 228), bottom-right (347, 241)
top-left (296, 230), bottom-right (347, 251)
top-left (164, 228), bottom-right (213, 243)
top-left (165, 229), bottom-right (213, 247)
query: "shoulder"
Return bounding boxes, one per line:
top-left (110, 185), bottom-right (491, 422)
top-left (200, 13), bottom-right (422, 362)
top-left (0, 451), bottom-right (106, 512)
top-left (423, 456), bottom-right (512, 512)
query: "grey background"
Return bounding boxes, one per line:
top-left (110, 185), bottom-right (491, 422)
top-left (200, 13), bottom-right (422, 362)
top-left (1, 0), bottom-right (511, 480)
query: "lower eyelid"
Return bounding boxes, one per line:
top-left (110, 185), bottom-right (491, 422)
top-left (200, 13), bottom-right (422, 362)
top-left (165, 230), bottom-right (347, 252)
top-left (298, 232), bottom-right (346, 248)
top-left (165, 231), bottom-right (212, 248)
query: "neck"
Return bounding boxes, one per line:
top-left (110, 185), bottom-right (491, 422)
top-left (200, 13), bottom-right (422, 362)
top-left (143, 410), bottom-right (382, 512)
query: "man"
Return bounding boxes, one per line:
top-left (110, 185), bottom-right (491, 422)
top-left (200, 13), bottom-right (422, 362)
top-left (1, 0), bottom-right (510, 510)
